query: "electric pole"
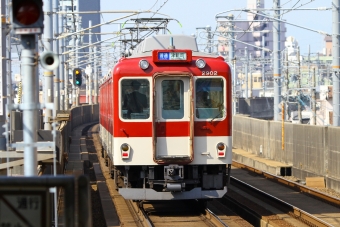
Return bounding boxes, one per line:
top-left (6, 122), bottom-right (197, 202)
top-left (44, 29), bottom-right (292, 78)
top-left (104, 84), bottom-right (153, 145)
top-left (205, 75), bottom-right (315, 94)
top-left (245, 47), bottom-right (249, 99)
top-left (273, 0), bottom-right (281, 121)
top-left (332, 0), bottom-right (340, 126)
top-left (43, 0), bottom-right (54, 130)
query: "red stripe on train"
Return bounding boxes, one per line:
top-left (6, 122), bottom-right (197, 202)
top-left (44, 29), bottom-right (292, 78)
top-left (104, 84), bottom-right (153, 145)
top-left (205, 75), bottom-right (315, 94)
top-left (113, 121), bottom-right (231, 137)
top-left (156, 122), bottom-right (190, 137)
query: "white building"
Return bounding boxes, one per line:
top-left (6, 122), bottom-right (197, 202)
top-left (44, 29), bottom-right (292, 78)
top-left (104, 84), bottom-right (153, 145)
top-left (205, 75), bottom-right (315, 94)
top-left (218, 0), bottom-right (286, 60)
top-left (284, 36), bottom-right (303, 62)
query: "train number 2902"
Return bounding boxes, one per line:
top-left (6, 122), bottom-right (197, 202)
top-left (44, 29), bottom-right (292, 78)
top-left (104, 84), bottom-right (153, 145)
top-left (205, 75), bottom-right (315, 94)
top-left (202, 71), bottom-right (218, 76)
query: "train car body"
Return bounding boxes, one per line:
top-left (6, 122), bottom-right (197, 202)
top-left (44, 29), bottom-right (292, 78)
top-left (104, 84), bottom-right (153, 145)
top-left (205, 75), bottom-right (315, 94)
top-left (99, 35), bottom-right (232, 200)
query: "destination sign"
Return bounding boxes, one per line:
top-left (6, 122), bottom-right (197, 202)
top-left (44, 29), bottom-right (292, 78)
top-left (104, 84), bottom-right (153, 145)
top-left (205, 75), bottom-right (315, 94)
top-left (158, 52), bottom-right (187, 61)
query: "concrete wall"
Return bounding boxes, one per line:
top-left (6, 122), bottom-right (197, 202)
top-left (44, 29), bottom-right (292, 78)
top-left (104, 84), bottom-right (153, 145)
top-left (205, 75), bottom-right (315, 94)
top-left (70, 104), bottom-right (99, 130)
top-left (233, 115), bottom-right (340, 192)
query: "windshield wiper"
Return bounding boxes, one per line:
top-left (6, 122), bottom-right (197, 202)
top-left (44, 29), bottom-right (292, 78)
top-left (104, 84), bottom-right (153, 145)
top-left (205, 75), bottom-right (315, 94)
top-left (210, 112), bottom-right (222, 122)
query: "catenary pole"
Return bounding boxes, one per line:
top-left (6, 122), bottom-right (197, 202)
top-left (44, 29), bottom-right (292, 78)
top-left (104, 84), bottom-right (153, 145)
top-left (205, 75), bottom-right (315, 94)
top-left (89, 20), bottom-right (93, 105)
top-left (53, 0), bottom-right (60, 113)
top-left (273, 0), bottom-right (281, 121)
top-left (75, 9), bottom-right (80, 107)
top-left (332, 0), bottom-right (340, 126)
top-left (94, 46), bottom-right (98, 104)
top-left (21, 36), bottom-right (38, 176)
top-left (1, 0), bottom-right (8, 151)
top-left (43, 0), bottom-right (53, 130)
top-left (207, 25), bottom-right (212, 54)
top-left (71, 35), bottom-right (76, 107)
top-left (262, 35), bottom-right (266, 96)
top-left (245, 47), bottom-right (248, 99)
top-left (62, 5), bottom-right (69, 110)
top-left (59, 1), bottom-right (64, 110)
top-left (311, 68), bottom-right (316, 125)
top-left (52, 2), bottom-right (60, 220)
top-left (228, 14), bottom-right (235, 115)
top-left (297, 46), bottom-right (302, 124)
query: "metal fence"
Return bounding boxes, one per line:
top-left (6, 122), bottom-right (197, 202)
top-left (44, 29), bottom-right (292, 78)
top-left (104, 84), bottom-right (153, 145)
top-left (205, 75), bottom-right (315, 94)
top-left (233, 115), bottom-right (340, 191)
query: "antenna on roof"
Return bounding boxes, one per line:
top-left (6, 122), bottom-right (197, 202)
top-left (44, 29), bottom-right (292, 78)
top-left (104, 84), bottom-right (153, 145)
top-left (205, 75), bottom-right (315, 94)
top-left (168, 37), bottom-right (175, 49)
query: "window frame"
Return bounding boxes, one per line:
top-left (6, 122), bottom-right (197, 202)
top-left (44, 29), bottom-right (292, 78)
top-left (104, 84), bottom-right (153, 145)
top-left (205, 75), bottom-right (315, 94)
top-left (194, 76), bottom-right (227, 121)
top-left (119, 77), bottom-right (152, 122)
top-left (161, 79), bottom-right (185, 120)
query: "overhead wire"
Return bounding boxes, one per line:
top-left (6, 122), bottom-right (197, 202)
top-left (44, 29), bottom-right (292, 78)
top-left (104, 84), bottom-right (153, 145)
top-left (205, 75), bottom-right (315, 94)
top-left (127, 0), bottom-right (170, 50)
top-left (280, 0), bottom-right (315, 17)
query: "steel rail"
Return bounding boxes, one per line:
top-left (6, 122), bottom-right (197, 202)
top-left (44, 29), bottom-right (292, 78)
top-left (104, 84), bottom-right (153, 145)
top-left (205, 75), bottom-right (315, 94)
top-left (230, 176), bottom-right (332, 227)
top-left (232, 161), bottom-right (340, 208)
top-left (203, 208), bottom-right (229, 227)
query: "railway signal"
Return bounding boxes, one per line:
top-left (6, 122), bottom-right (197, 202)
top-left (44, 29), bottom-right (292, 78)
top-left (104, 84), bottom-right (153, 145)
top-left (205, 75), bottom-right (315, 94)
top-left (11, 0), bottom-right (44, 35)
top-left (73, 68), bottom-right (82, 86)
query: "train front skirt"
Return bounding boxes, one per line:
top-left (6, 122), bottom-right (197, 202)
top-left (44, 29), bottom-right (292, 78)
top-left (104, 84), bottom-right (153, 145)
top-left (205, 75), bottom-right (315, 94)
top-left (119, 186), bottom-right (227, 200)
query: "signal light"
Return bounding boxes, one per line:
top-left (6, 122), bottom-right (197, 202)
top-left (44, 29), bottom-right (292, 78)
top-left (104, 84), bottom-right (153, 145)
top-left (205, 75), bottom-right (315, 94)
top-left (217, 142), bottom-right (226, 158)
top-left (11, 0), bottom-right (44, 34)
top-left (120, 143), bottom-right (130, 159)
top-left (73, 68), bottom-right (82, 86)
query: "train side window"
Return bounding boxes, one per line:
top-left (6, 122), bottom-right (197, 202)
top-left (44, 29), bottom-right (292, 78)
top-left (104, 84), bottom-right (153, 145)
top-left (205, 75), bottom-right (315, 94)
top-left (162, 80), bottom-right (184, 119)
top-left (195, 78), bottom-right (224, 119)
top-left (121, 79), bottom-right (150, 119)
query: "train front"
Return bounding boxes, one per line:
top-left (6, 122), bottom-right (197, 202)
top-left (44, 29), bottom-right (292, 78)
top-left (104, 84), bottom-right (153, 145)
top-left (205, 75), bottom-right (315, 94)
top-left (110, 35), bottom-right (232, 200)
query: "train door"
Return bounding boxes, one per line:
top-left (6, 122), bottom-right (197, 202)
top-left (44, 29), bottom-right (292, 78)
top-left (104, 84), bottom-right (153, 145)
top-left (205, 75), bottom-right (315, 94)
top-left (153, 75), bottom-right (193, 163)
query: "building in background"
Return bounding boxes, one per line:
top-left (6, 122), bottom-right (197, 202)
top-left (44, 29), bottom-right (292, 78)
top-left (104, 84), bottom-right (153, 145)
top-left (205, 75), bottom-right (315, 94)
top-left (218, 0), bottom-right (286, 59)
top-left (59, 0), bottom-right (101, 75)
top-left (217, 0), bottom-right (286, 97)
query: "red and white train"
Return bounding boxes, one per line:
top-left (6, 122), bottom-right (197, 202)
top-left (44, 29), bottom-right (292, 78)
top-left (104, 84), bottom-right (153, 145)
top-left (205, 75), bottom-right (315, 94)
top-left (99, 35), bottom-right (232, 200)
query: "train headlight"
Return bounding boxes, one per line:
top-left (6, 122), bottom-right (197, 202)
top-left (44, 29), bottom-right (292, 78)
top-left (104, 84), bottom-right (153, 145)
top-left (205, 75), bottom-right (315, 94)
top-left (120, 143), bottom-right (130, 159)
top-left (195, 59), bottom-right (206, 69)
top-left (139, 59), bottom-right (149, 70)
top-left (216, 142), bottom-right (226, 158)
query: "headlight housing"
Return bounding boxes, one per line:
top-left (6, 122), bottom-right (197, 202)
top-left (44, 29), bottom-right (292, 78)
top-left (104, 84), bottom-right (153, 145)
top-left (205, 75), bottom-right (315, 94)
top-left (139, 59), bottom-right (149, 70)
top-left (195, 58), bottom-right (206, 69)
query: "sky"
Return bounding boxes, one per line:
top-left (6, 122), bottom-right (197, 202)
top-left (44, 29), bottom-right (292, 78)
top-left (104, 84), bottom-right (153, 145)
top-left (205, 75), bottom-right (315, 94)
top-left (100, 0), bottom-right (332, 56)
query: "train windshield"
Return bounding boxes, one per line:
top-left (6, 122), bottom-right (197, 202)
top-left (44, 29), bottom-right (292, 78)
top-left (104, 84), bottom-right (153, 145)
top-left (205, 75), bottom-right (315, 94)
top-left (161, 80), bottom-right (184, 119)
top-left (121, 79), bottom-right (150, 119)
top-left (195, 78), bottom-right (224, 119)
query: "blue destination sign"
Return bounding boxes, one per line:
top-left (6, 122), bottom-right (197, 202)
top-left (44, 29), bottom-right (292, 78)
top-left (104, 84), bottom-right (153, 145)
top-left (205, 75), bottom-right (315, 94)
top-left (158, 52), bottom-right (187, 60)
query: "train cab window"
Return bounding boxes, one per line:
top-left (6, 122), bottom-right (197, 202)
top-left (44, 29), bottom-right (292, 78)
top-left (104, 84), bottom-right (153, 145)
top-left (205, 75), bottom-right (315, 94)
top-left (121, 79), bottom-right (150, 119)
top-left (162, 80), bottom-right (184, 119)
top-left (195, 78), bottom-right (224, 119)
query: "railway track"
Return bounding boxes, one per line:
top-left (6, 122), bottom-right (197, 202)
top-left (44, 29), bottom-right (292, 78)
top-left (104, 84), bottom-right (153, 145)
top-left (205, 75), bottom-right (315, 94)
top-left (87, 124), bottom-right (340, 226)
top-left (90, 124), bottom-right (252, 227)
top-left (228, 162), bottom-right (340, 226)
top-left (137, 200), bottom-right (229, 227)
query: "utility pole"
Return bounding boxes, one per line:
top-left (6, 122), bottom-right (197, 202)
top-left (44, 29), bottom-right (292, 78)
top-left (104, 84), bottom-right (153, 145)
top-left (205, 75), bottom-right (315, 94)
top-left (285, 49), bottom-right (289, 121)
top-left (53, 0), bottom-right (60, 113)
top-left (94, 46), bottom-right (98, 104)
top-left (297, 46), bottom-right (302, 124)
top-left (85, 69), bottom-right (89, 103)
top-left (311, 68), bottom-right (316, 125)
top-left (71, 35), bottom-right (76, 107)
top-left (250, 65), bottom-right (253, 98)
top-left (273, 0), bottom-right (281, 121)
top-left (262, 35), bottom-right (266, 97)
top-left (87, 20), bottom-right (93, 104)
top-left (245, 47), bottom-right (249, 99)
top-left (75, 15), bottom-right (80, 107)
top-left (22, 36), bottom-right (39, 176)
top-left (89, 21), bottom-right (93, 105)
top-left (0, 0), bottom-right (7, 151)
top-left (207, 25), bottom-right (212, 54)
top-left (332, 0), bottom-right (340, 126)
top-left (43, 0), bottom-right (53, 130)
top-left (227, 14), bottom-right (235, 115)
top-left (59, 3), bottom-right (65, 110)
top-left (228, 15), bottom-right (234, 63)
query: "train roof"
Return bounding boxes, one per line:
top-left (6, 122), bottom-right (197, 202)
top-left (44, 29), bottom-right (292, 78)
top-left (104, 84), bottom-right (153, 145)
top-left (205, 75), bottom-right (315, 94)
top-left (130, 34), bottom-right (217, 58)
